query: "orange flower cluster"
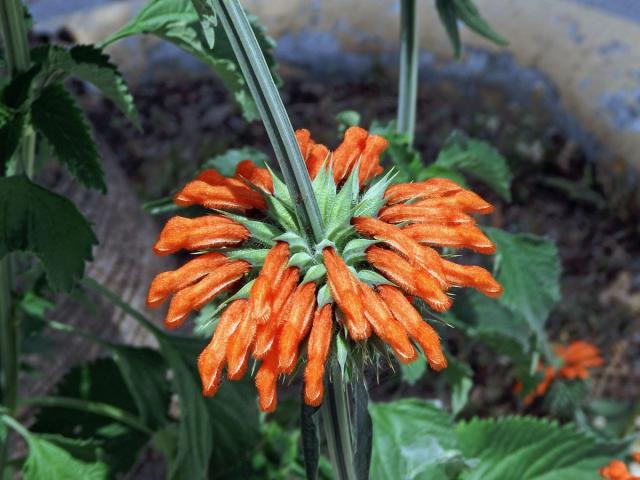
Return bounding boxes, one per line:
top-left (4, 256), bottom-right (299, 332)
top-left (519, 341), bottom-right (604, 405)
top-left (147, 126), bottom-right (502, 411)
top-left (600, 460), bottom-right (640, 480)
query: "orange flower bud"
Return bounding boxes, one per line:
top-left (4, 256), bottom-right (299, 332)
top-left (164, 260), bottom-right (250, 329)
top-left (304, 304), bottom-right (333, 407)
top-left (556, 341), bottom-right (603, 379)
top-left (226, 306), bottom-right (257, 380)
top-left (359, 283), bottom-right (417, 363)
top-left (198, 299), bottom-right (246, 396)
top-left (147, 252), bottom-right (228, 307)
top-left (402, 223), bottom-right (496, 254)
top-left (414, 189), bottom-right (494, 214)
top-left (378, 285), bottom-right (447, 370)
top-left (307, 144), bottom-right (330, 180)
top-left (358, 134), bottom-right (388, 186)
top-left (332, 126), bottom-right (368, 183)
top-left (249, 241), bottom-right (290, 325)
top-left (441, 259), bottom-right (502, 298)
top-left (384, 178), bottom-right (463, 204)
top-left (366, 246), bottom-right (451, 312)
top-left (323, 248), bottom-right (370, 340)
top-left (153, 215), bottom-right (249, 255)
top-left (255, 346), bottom-right (279, 413)
top-left (599, 459), bottom-right (638, 480)
top-left (277, 282), bottom-right (317, 374)
top-left (234, 160), bottom-right (273, 193)
top-left (378, 203), bottom-right (475, 225)
top-left (195, 169), bottom-right (227, 186)
top-left (174, 179), bottom-right (266, 211)
top-left (254, 267), bottom-right (300, 359)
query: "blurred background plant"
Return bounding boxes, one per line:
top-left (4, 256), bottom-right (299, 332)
top-left (0, 0), bottom-right (638, 478)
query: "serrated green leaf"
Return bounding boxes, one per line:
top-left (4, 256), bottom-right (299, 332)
top-left (544, 379), bottom-right (589, 419)
top-left (22, 434), bottom-right (108, 480)
top-left (312, 163), bottom-right (337, 225)
top-left (103, 0), bottom-right (280, 120)
top-left (32, 44), bottom-right (140, 127)
top-left (370, 399), bottom-right (460, 480)
top-left (273, 231), bottom-right (311, 253)
top-left (266, 193), bottom-right (300, 233)
top-left (354, 168), bottom-right (397, 217)
top-left (201, 147), bottom-right (268, 176)
top-left (30, 83), bottom-right (105, 192)
top-left (226, 247), bottom-right (269, 265)
top-left (0, 176), bottom-right (97, 291)
top-left (456, 416), bottom-right (625, 480)
top-left (1, 63), bottom-right (42, 108)
top-left (326, 166), bottom-right (359, 236)
top-left (357, 270), bottom-right (393, 287)
top-left (222, 212), bottom-right (282, 246)
top-left (432, 132), bottom-right (512, 200)
top-left (484, 227), bottom-right (561, 340)
top-left (444, 357), bottom-right (473, 416)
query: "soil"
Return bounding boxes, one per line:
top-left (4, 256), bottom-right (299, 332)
top-left (79, 62), bottom-right (640, 415)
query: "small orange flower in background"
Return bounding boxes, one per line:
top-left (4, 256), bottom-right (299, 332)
top-left (518, 340), bottom-right (604, 405)
top-left (600, 459), bottom-right (640, 480)
top-left (147, 126), bottom-right (502, 412)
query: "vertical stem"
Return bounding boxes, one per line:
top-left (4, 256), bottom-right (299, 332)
top-left (0, 0), bottom-right (31, 472)
top-left (397, 0), bottom-right (419, 144)
top-left (320, 363), bottom-right (357, 480)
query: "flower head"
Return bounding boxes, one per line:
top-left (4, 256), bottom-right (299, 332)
top-left (517, 340), bottom-right (604, 405)
top-left (600, 460), bottom-right (640, 480)
top-left (148, 126), bottom-right (502, 411)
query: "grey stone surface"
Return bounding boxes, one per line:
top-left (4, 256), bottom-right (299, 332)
top-left (569, 0), bottom-right (640, 22)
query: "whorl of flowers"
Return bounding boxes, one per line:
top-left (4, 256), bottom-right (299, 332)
top-left (600, 459), bottom-right (640, 480)
top-left (518, 340), bottom-right (604, 405)
top-left (147, 126), bottom-right (502, 412)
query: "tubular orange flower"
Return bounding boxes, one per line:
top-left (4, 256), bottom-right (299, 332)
top-left (600, 460), bottom-right (640, 480)
top-left (148, 125), bottom-right (502, 412)
top-left (517, 340), bottom-right (603, 404)
top-left (378, 285), bottom-right (447, 370)
top-left (633, 453), bottom-right (640, 464)
top-left (304, 305), bottom-right (333, 407)
top-left (153, 215), bottom-right (249, 255)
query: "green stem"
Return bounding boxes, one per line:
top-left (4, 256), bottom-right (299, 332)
top-left (20, 396), bottom-right (153, 436)
top-left (0, 0), bottom-right (30, 76)
top-left (397, 0), bottom-right (419, 144)
top-left (0, 259), bottom-right (16, 415)
top-left (211, 0), bottom-right (325, 243)
top-left (320, 363), bottom-right (357, 480)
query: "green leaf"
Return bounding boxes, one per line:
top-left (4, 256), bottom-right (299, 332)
top-left (0, 112), bottom-right (25, 174)
top-left (226, 247), bottom-right (270, 265)
top-left (22, 434), bottom-right (108, 480)
top-left (354, 168), bottom-right (397, 218)
top-left (456, 416), bottom-right (626, 480)
top-left (370, 120), bottom-right (422, 182)
top-left (336, 110), bottom-right (361, 136)
top-left (432, 132), bottom-right (512, 200)
top-left (156, 334), bottom-right (260, 479)
top-left (109, 345), bottom-right (171, 429)
top-left (370, 399), bottom-right (460, 479)
top-left (436, 0), bottom-right (462, 58)
top-left (544, 379), bottom-right (589, 419)
top-left (221, 212), bottom-right (282, 246)
top-left (0, 176), bottom-right (97, 291)
top-left (30, 84), bottom-right (105, 192)
top-left (357, 270), bottom-right (393, 287)
top-left (302, 264), bottom-right (326, 283)
top-left (342, 238), bottom-right (379, 265)
top-left (443, 357), bottom-right (473, 416)
top-left (30, 358), bottom-right (152, 477)
top-left (312, 163), bottom-right (337, 225)
top-left (201, 147), bottom-right (268, 176)
top-left (484, 227), bottom-right (561, 340)
top-left (452, 0), bottom-right (508, 49)
top-left (400, 355), bottom-right (427, 386)
top-left (326, 166), bottom-right (359, 237)
top-left (104, 0), bottom-right (280, 120)
top-left (32, 44), bottom-right (139, 127)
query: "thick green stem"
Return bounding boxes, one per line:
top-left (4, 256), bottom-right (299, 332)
top-left (0, 0), bottom-right (30, 76)
top-left (0, 259), bottom-right (16, 414)
top-left (320, 363), bottom-right (357, 480)
top-left (397, 0), bottom-right (419, 144)
top-left (211, 0), bottom-right (325, 243)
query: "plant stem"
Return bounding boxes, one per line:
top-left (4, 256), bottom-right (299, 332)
top-left (211, 0), bottom-right (325, 244)
top-left (0, 0), bottom-right (30, 76)
top-left (397, 0), bottom-right (419, 144)
top-left (320, 363), bottom-right (357, 480)
top-left (20, 396), bottom-right (153, 436)
top-left (0, 259), bottom-right (16, 415)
